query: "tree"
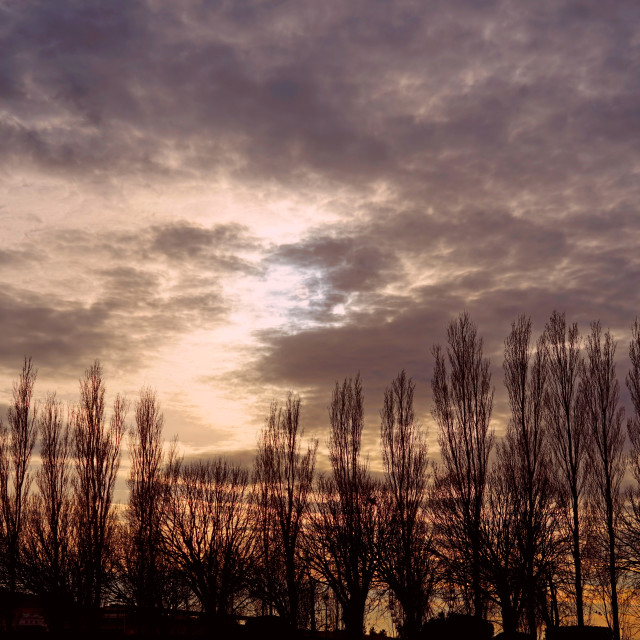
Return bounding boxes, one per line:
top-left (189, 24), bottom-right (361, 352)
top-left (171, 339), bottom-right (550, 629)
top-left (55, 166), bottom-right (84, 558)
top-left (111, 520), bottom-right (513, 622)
top-left (501, 315), bottom-right (556, 637)
top-left (308, 375), bottom-right (379, 640)
top-left (22, 392), bottom-right (74, 632)
top-left (431, 312), bottom-right (494, 619)
top-left (624, 319), bottom-right (640, 586)
top-left (582, 322), bottom-right (625, 640)
top-left (253, 392), bottom-right (317, 628)
top-left (0, 357), bottom-right (38, 627)
top-left (543, 310), bottom-right (587, 626)
top-left (482, 458), bottom-right (525, 636)
top-left (378, 370), bottom-right (436, 640)
top-left (118, 387), bottom-right (169, 633)
top-left (162, 458), bottom-right (254, 630)
top-left (73, 360), bottom-right (126, 629)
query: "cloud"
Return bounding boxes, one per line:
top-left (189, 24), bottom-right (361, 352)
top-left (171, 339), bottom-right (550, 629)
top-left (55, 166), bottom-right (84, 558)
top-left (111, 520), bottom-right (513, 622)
top-left (0, 248), bottom-right (37, 268)
top-left (0, 285), bottom-right (120, 377)
top-left (3, 0), bottom-right (640, 461)
top-left (0, 220), bottom-right (264, 383)
top-left (149, 221), bottom-right (257, 272)
top-left (2, 0), bottom-right (639, 217)
top-left (245, 195), bottom-right (640, 443)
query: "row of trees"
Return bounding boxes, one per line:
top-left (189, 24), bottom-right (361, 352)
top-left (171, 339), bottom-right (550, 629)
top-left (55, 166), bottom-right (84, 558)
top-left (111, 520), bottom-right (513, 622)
top-left (4, 311), bottom-right (640, 639)
top-left (431, 312), bottom-right (640, 640)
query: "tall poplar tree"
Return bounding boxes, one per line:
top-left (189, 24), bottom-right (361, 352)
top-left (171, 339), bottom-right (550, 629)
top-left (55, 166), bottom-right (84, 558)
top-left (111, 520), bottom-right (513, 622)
top-left (73, 360), bottom-right (125, 629)
top-left (582, 323), bottom-right (625, 640)
top-left (431, 312), bottom-right (494, 619)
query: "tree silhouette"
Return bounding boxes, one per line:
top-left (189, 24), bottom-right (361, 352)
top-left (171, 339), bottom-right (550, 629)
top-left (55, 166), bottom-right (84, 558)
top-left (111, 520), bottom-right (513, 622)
top-left (623, 319), bottom-right (640, 590)
top-left (544, 311), bottom-right (587, 627)
top-left (118, 387), bottom-right (169, 634)
top-left (72, 360), bottom-right (125, 629)
top-left (308, 375), bottom-right (379, 640)
top-left (431, 312), bottom-right (494, 619)
top-left (501, 316), bottom-right (556, 636)
top-left (23, 392), bottom-right (74, 632)
top-left (482, 456), bottom-right (525, 635)
top-left (253, 392), bottom-right (317, 629)
top-left (582, 323), bottom-right (625, 640)
top-left (7, 311), bottom-right (640, 638)
top-left (0, 357), bottom-right (38, 627)
top-left (378, 370), bottom-right (436, 640)
top-left (162, 458), bottom-right (254, 631)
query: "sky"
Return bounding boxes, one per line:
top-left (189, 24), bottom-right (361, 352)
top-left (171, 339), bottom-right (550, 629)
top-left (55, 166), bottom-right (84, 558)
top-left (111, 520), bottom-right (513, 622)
top-left (2, 0), bottom-right (640, 478)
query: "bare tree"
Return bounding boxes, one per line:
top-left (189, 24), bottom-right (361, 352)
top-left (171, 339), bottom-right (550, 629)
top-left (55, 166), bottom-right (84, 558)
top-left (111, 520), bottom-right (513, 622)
top-left (73, 360), bottom-right (126, 629)
top-left (482, 458), bottom-right (525, 636)
top-left (624, 319), bottom-right (640, 587)
top-left (582, 322), bottom-right (625, 640)
top-left (253, 392), bottom-right (317, 629)
top-left (502, 316), bottom-right (555, 637)
top-left (431, 312), bottom-right (494, 618)
top-left (162, 457), bottom-right (254, 631)
top-left (23, 392), bottom-right (74, 632)
top-left (117, 387), bottom-right (169, 633)
top-left (378, 370), bottom-right (437, 640)
top-left (308, 375), bottom-right (379, 640)
top-left (0, 357), bottom-right (38, 605)
top-left (544, 310), bottom-right (587, 626)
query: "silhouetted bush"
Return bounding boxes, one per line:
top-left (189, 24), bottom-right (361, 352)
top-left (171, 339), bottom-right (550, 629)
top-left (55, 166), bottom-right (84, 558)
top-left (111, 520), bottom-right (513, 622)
top-left (545, 626), bottom-right (613, 640)
top-left (243, 614), bottom-right (295, 639)
top-left (421, 613), bottom-right (493, 640)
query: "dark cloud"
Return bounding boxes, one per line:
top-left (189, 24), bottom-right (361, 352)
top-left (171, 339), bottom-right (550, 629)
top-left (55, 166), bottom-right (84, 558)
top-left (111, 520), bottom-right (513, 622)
top-left (150, 221), bottom-right (258, 274)
top-left (269, 234), bottom-right (399, 319)
top-left (2, 2), bottom-right (638, 195)
top-left (1, 0), bottom-right (639, 223)
top-left (246, 192), bottom-right (640, 440)
top-left (0, 248), bottom-right (36, 268)
top-left (0, 278), bottom-right (226, 380)
top-left (3, 0), bottom-right (640, 458)
top-left (0, 220), bottom-right (262, 381)
top-left (0, 285), bottom-right (119, 377)
top-left (151, 222), bottom-right (249, 257)
top-left (262, 205), bottom-right (575, 330)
